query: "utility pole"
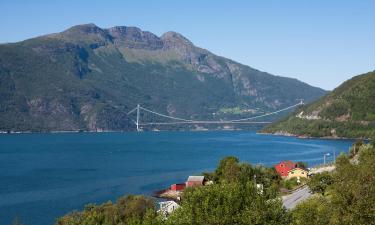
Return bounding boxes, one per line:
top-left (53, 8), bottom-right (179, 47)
top-left (333, 149), bottom-right (336, 164)
top-left (324, 153), bottom-right (330, 165)
top-left (136, 104), bottom-right (140, 132)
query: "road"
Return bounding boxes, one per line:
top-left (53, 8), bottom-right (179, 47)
top-left (282, 186), bottom-right (311, 209)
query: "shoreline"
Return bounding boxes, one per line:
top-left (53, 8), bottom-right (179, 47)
top-left (0, 129), bottom-right (358, 141)
top-left (257, 131), bottom-right (358, 141)
top-left (0, 129), bottom-right (252, 135)
top-left (0, 129), bottom-right (359, 142)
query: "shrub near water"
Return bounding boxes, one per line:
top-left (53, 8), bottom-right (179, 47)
top-left (166, 182), bottom-right (288, 225)
top-left (55, 195), bottom-right (160, 225)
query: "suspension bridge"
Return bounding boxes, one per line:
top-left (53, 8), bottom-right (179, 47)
top-left (127, 100), bottom-right (304, 131)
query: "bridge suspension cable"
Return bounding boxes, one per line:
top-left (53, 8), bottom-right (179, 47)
top-left (139, 106), bottom-right (195, 122)
top-left (127, 100), bottom-right (304, 131)
top-left (228, 102), bottom-right (303, 122)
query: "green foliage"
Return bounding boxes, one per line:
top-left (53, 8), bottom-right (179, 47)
top-left (349, 139), bottom-right (364, 157)
top-left (55, 195), bottom-right (161, 225)
top-left (307, 172), bottom-right (334, 196)
top-left (329, 144), bottom-right (375, 225)
top-left (166, 182), bottom-right (289, 225)
top-left (214, 156), bottom-right (241, 183)
top-left (209, 156), bottom-right (281, 198)
top-left (290, 143), bottom-right (375, 225)
top-left (296, 161), bottom-right (307, 169)
top-left (290, 196), bottom-right (332, 225)
top-left (280, 177), bottom-right (306, 190)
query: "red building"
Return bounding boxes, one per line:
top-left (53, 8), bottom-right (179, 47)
top-left (274, 160), bottom-right (297, 177)
top-left (186, 176), bottom-right (205, 187)
top-left (170, 183), bottom-right (186, 191)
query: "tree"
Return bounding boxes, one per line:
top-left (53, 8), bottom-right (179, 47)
top-left (166, 182), bottom-right (289, 225)
top-left (290, 196), bottom-right (332, 225)
top-left (55, 195), bottom-right (160, 225)
top-left (307, 172), bottom-right (334, 196)
top-left (349, 139), bottom-right (364, 158)
top-left (296, 161), bottom-right (308, 169)
top-left (214, 156), bottom-right (241, 183)
top-left (329, 144), bottom-right (375, 225)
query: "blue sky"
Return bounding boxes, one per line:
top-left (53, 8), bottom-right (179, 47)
top-left (0, 0), bottom-right (374, 90)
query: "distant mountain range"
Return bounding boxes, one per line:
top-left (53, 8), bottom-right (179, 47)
top-left (262, 71), bottom-right (375, 139)
top-left (0, 24), bottom-right (326, 132)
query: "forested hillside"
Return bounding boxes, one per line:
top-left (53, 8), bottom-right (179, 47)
top-left (262, 71), bottom-right (375, 138)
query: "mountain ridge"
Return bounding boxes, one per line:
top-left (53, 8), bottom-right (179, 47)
top-left (0, 23), bottom-right (326, 132)
top-left (261, 71), bottom-right (375, 139)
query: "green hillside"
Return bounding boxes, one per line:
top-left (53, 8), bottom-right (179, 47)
top-left (262, 71), bottom-right (375, 138)
top-left (0, 24), bottom-right (326, 132)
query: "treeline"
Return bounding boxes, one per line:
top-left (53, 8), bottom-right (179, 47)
top-left (55, 141), bottom-right (375, 225)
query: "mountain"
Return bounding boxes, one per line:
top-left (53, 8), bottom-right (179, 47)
top-left (262, 71), bottom-right (375, 139)
top-left (0, 24), bottom-right (326, 132)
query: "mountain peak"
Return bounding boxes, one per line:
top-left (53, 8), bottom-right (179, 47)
top-left (107, 26), bottom-right (142, 37)
top-left (161, 31), bottom-right (193, 46)
top-left (106, 26), bottom-right (163, 50)
top-left (65, 23), bottom-right (103, 34)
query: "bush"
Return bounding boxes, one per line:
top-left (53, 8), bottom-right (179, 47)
top-left (307, 172), bottom-right (334, 196)
top-left (55, 195), bottom-right (160, 225)
top-left (166, 182), bottom-right (289, 225)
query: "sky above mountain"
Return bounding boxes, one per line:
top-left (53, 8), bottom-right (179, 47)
top-left (0, 0), bottom-right (374, 90)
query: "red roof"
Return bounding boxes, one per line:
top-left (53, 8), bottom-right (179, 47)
top-left (274, 161), bottom-right (297, 177)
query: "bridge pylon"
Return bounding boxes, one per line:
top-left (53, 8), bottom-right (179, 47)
top-left (136, 104), bottom-right (140, 132)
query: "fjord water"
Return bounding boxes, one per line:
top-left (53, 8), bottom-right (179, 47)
top-left (0, 131), bottom-right (352, 225)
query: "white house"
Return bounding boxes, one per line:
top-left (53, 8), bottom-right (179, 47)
top-left (158, 200), bottom-right (180, 217)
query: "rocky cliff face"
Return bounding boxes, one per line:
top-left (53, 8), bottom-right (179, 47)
top-left (0, 23), bottom-right (326, 132)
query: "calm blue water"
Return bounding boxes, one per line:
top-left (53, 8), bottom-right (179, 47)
top-left (0, 131), bottom-right (352, 225)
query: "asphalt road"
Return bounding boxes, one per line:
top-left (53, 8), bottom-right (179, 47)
top-left (282, 186), bottom-right (312, 209)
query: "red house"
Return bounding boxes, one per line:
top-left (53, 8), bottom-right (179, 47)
top-left (170, 183), bottom-right (186, 191)
top-left (274, 160), bottom-right (297, 177)
top-left (186, 176), bottom-right (205, 187)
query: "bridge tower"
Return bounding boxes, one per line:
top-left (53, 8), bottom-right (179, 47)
top-left (136, 104), bottom-right (140, 132)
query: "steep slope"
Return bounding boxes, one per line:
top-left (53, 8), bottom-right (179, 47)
top-left (0, 24), bottom-right (326, 132)
top-left (262, 71), bottom-right (375, 138)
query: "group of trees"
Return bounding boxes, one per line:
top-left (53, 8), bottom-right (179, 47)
top-left (293, 142), bottom-right (375, 225)
top-left (55, 141), bottom-right (375, 225)
top-left (56, 195), bottom-right (160, 225)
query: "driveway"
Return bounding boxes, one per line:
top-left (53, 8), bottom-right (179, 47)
top-left (282, 186), bottom-right (311, 209)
